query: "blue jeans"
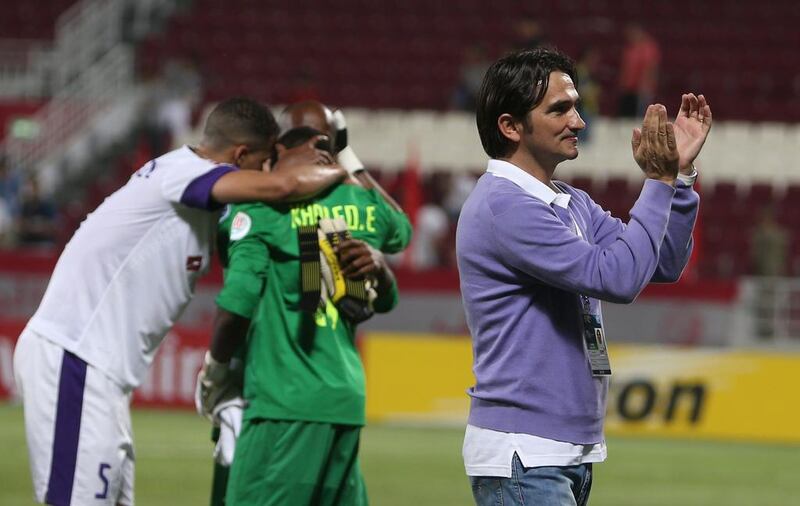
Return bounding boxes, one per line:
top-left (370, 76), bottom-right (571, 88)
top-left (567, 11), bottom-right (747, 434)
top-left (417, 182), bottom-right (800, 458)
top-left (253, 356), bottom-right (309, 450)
top-left (470, 454), bottom-right (593, 506)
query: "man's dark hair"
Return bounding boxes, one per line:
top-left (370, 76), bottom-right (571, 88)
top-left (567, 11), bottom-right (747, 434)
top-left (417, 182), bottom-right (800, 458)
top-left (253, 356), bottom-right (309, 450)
top-left (203, 97), bottom-right (279, 151)
top-left (278, 126), bottom-right (331, 151)
top-left (269, 126), bottom-right (332, 165)
top-left (476, 48), bottom-right (577, 158)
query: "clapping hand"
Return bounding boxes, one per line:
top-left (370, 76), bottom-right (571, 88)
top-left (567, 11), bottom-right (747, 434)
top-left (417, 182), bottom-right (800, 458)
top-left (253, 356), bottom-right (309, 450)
top-left (631, 104), bottom-right (680, 184)
top-left (673, 93), bottom-right (712, 173)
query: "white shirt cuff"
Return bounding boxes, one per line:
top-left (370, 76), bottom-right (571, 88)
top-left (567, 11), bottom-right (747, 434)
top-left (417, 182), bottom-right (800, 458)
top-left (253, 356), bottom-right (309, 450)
top-left (677, 165), bottom-right (698, 187)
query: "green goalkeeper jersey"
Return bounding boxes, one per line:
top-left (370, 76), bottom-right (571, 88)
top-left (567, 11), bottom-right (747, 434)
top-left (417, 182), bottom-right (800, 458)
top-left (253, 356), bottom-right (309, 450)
top-left (216, 183), bottom-right (411, 426)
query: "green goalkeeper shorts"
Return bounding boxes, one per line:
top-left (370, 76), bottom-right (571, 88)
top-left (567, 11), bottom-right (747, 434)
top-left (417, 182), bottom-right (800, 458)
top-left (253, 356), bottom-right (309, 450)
top-left (225, 418), bottom-right (368, 506)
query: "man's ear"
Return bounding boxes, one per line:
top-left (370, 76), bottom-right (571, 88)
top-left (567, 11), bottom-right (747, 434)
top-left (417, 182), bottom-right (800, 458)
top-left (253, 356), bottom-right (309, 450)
top-left (232, 145), bottom-right (249, 167)
top-left (275, 144), bottom-right (287, 156)
top-left (497, 113), bottom-right (522, 143)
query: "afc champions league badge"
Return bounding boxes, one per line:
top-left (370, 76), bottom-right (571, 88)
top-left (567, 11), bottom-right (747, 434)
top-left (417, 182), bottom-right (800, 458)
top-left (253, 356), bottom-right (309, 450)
top-left (230, 211), bottom-right (252, 241)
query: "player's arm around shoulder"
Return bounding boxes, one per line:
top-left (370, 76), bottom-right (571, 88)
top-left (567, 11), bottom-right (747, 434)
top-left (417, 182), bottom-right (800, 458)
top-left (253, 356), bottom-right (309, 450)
top-left (211, 138), bottom-right (346, 204)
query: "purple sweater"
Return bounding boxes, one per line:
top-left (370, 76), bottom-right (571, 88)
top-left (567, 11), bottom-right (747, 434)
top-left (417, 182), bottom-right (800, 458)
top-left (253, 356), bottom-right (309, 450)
top-left (456, 165), bottom-right (699, 444)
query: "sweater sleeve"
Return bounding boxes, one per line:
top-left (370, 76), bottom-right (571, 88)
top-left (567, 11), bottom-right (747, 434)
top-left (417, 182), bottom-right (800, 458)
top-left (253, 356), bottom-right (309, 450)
top-left (491, 179), bottom-right (675, 304)
top-left (585, 181), bottom-right (698, 283)
top-left (651, 182), bottom-right (699, 282)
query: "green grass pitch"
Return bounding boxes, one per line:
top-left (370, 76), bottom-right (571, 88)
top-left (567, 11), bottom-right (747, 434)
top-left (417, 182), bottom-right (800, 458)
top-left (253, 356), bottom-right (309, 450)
top-left (1, 403), bottom-right (797, 505)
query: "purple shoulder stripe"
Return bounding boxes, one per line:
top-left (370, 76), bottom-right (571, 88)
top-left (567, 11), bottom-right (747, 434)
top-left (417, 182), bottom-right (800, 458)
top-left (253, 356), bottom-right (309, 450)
top-left (180, 164), bottom-right (238, 210)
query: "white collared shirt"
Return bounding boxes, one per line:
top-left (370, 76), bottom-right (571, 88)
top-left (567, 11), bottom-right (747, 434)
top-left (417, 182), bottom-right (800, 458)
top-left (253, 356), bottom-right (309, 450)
top-left (486, 159), bottom-right (583, 238)
top-left (462, 159), bottom-right (606, 477)
top-left (486, 159), bottom-right (571, 207)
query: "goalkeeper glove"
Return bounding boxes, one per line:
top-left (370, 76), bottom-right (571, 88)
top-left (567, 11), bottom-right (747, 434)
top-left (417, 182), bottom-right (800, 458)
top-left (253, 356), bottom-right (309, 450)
top-left (195, 352), bottom-right (242, 421)
top-left (212, 397), bottom-right (245, 467)
top-left (318, 217), bottom-right (377, 323)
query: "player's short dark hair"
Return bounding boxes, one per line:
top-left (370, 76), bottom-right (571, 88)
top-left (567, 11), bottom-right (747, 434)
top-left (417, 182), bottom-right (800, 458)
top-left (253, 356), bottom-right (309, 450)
top-left (278, 126), bottom-right (330, 151)
top-left (476, 48), bottom-right (577, 158)
top-left (203, 97), bottom-right (279, 151)
top-left (269, 126), bottom-right (332, 166)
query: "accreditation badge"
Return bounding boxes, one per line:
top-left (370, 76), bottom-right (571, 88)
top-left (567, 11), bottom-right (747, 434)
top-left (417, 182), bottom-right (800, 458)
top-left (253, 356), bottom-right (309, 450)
top-left (581, 295), bottom-right (611, 376)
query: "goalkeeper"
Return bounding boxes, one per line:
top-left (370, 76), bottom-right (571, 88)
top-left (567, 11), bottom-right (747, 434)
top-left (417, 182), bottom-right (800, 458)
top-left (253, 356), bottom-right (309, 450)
top-left (199, 100), bottom-right (411, 505)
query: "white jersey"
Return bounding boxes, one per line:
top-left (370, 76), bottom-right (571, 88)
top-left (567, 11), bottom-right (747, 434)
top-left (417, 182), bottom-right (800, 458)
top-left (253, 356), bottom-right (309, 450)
top-left (27, 146), bottom-right (236, 391)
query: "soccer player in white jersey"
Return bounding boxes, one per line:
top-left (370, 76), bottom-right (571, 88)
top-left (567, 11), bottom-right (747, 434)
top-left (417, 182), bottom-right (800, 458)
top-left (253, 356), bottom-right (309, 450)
top-left (12, 97), bottom-right (346, 506)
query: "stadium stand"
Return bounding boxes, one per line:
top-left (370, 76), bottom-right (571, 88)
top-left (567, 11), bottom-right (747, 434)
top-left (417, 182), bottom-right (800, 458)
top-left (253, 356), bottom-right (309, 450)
top-left (0, 0), bottom-right (799, 282)
top-left (136, 0), bottom-right (800, 121)
top-left (0, 0), bottom-right (75, 39)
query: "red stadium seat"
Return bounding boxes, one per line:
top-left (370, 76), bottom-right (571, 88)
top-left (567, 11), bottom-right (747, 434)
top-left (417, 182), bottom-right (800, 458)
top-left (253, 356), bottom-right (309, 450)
top-left (131, 0), bottom-right (800, 119)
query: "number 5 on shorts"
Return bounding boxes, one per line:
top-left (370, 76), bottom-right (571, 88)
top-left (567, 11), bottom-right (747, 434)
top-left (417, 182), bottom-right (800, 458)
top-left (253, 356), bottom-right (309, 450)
top-left (95, 463), bottom-right (111, 499)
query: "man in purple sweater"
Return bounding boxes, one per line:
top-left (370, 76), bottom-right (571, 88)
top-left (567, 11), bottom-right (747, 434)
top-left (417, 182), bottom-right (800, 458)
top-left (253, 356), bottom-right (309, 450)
top-left (456, 48), bottom-right (712, 505)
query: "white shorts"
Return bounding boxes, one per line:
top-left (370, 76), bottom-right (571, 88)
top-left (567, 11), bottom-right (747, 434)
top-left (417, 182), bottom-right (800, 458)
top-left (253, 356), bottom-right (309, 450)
top-left (13, 328), bottom-right (135, 506)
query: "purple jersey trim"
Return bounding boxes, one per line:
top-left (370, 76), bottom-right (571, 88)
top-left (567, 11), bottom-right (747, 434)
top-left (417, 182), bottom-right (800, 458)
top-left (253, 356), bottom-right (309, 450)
top-left (45, 351), bottom-right (87, 506)
top-left (180, 164), bottom-right (237, 210)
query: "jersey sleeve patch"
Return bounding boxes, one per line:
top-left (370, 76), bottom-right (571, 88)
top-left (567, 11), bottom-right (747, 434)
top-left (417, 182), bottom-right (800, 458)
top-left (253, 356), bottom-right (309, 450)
top-left (230, 212), bottom-right (252, 241)
top-left (179, 164), bottom-right (237, 210)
